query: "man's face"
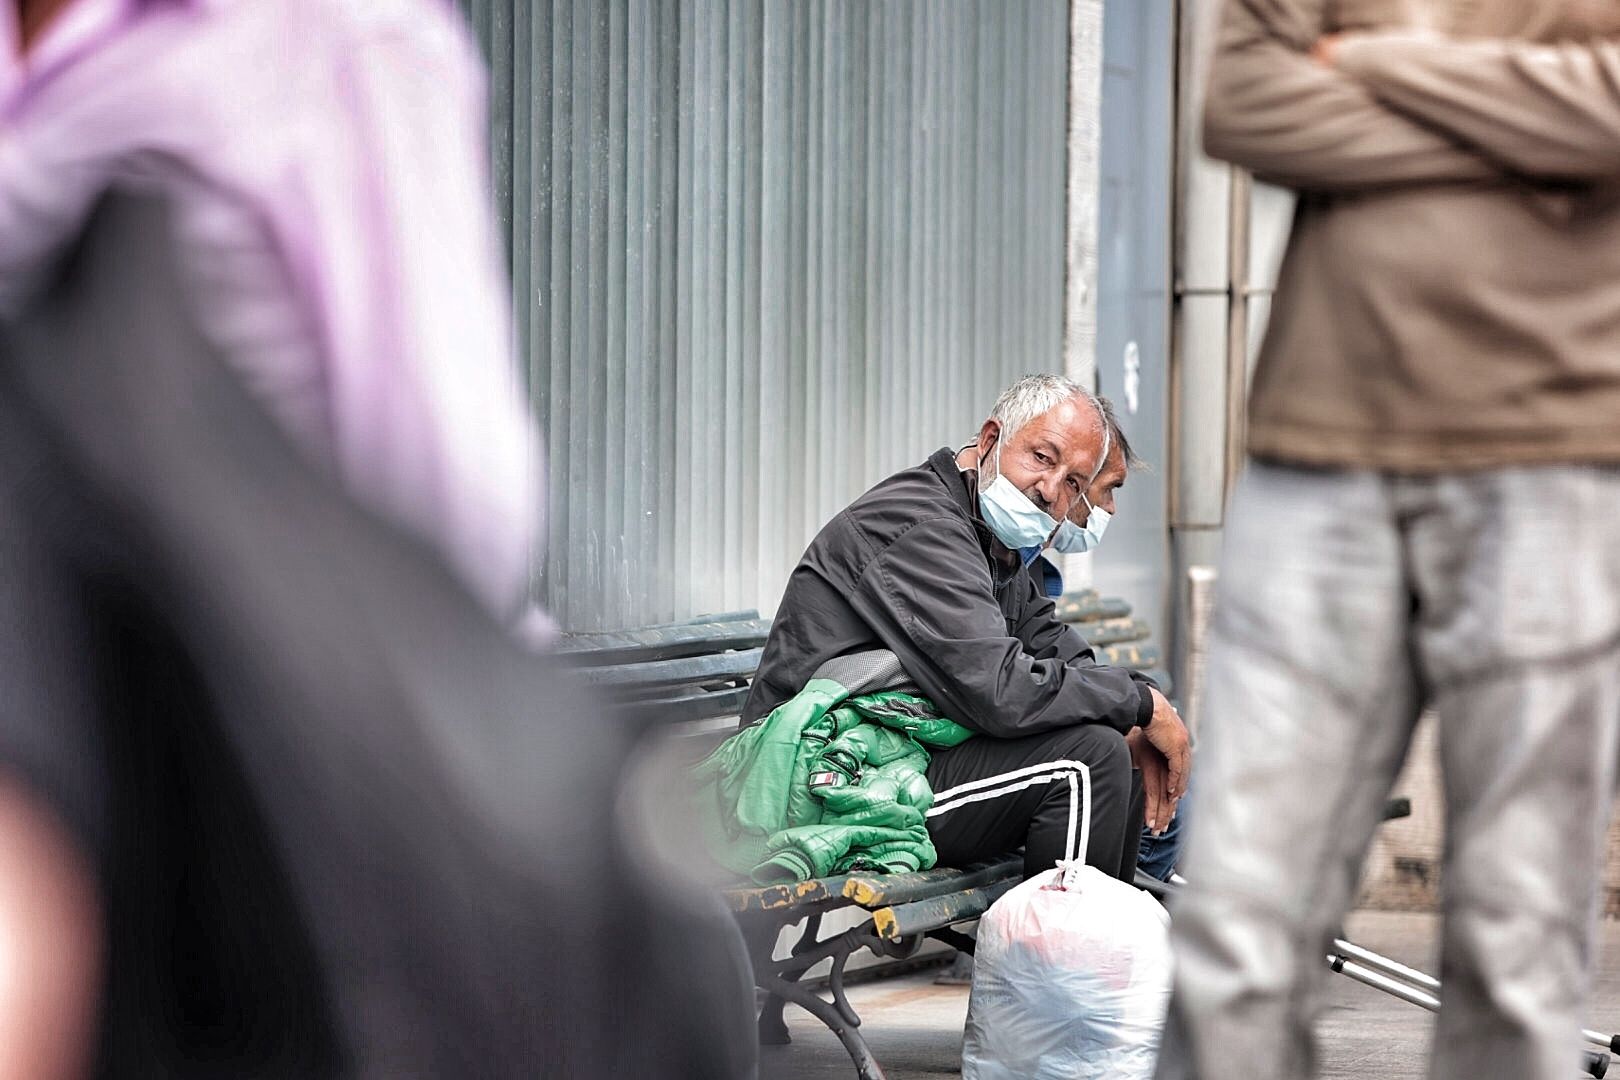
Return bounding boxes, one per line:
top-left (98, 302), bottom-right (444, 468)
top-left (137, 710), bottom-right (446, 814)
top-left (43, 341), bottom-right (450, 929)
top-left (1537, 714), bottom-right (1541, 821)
top-left (1078, 440), bottom-right (1127, 521)
top-left (978, 399), bottom-right (1105, 526)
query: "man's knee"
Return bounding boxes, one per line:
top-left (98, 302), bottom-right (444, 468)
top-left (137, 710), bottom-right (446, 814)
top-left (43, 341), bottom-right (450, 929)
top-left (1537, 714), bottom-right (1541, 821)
top-left (1053, 723), bottom-right (1131, 781)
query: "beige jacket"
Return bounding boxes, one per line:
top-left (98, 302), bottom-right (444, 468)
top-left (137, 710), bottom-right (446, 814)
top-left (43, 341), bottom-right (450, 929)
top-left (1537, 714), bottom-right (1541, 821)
top-left (1207, 0), bottom-right (1620, 470)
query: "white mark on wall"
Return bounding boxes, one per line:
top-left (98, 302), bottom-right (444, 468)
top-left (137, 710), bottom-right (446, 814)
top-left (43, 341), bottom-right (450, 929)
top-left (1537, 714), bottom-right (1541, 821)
top-left (1123, 340), bottom-right (1141, 414)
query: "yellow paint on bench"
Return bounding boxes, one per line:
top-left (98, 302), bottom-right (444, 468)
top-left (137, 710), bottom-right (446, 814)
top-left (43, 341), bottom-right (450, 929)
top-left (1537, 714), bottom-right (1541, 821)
top-left (843, 878), bottom-right (887, 906)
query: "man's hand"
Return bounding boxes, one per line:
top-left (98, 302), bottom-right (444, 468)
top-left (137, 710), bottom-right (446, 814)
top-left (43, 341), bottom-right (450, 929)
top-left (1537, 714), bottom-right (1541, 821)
top-left (1128, 687), bottom-right (1191, 834)
top-left (1126, 728), bottom-right (1176, 836)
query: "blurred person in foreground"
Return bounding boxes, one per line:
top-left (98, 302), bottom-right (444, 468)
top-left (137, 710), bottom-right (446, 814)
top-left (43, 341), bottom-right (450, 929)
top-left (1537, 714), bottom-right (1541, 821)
top-left (2, 0), bottom-right (542, 623)
top-left (1158, 4), bottom-right (1620, 1079)
top-left (742, 375), bottom-right (1192, 884)
top-left (0, 192), bottom-right (755, 1078)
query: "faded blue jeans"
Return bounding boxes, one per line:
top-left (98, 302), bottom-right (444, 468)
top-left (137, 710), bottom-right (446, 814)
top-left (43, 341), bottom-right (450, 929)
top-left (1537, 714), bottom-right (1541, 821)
top-left (1138, 779), bottom-right (1189, 882)
top-left (1156, 462), bottom-right (1620, 1080)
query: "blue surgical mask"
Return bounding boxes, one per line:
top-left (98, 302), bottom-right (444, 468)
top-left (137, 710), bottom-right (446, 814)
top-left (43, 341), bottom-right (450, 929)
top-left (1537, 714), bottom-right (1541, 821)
top-left (1050, 493), bottom-right (1112, 554)
top-left (977, 443), bottom-right (1062, 551)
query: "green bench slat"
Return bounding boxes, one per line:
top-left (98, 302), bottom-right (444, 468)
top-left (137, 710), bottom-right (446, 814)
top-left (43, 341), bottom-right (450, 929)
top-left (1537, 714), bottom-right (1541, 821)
top-left (726, 873), bottom-right (854, 916)
top-left (618, 686), bottom-right (752, 726)
top-left (668, 610), bottom-right (761, 627)
top-left (1099, 642), bottom-right (1161, 671)
top-left (872, 877), bottom-right (1022, 943)
top-left (558, 619), bottom-right (771, 666)
top-left (838, 854), bottom-right (1023, 908)
top-left (1077, 617), bottom-right (1151, 646)
top-left (724, 853), bottom-right (1022, 916)
top-left (1054, 592), bottom-right (1131, 623)
top-left (578, 647), bottom-right (763, 690)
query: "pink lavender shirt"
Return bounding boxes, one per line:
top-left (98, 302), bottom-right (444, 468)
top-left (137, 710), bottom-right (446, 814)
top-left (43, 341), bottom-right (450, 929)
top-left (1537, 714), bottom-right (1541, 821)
top-left (1, 0), bottom-right (541, 617)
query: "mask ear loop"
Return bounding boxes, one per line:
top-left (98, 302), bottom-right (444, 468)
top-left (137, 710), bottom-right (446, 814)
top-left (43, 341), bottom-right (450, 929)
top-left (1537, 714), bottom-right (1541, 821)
top-left (975, 426), bottom-right (1003, 484)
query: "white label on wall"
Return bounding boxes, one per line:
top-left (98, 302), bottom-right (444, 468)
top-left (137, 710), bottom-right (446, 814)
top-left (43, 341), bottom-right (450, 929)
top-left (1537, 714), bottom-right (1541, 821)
top-left (1123, 341), bottom-right (1141, 414)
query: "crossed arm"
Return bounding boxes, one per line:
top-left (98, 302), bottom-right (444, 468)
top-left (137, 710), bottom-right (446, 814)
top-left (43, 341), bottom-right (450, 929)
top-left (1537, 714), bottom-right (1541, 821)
top-left (1205, 0), bottom-right (1620, 190)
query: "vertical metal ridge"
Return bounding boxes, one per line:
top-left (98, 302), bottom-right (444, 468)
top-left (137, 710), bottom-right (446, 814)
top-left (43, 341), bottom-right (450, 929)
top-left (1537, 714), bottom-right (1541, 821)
top-left (671, 0), bottom-right (694, 620)
top-left (738, 0), bottom-right (764, 607)
top-left (603, 0), bottom-right (628, 626)
top-left (457, 0), bottom-right (1070, 630)
top-left (756, 0), bottom-right (786, 616)
top-left (549, 1), bottom-right (575, 618)
top-left (582, 0), bottom-right (610, 627)
top-left (720, 0), bottom-right (745, 609)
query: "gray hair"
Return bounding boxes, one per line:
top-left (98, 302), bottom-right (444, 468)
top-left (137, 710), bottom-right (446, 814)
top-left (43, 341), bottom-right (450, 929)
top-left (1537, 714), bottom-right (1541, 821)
top-left (986, 373), bottom-right (1110, 474)
top-left (1097, 395), bottom-right (1145, 471)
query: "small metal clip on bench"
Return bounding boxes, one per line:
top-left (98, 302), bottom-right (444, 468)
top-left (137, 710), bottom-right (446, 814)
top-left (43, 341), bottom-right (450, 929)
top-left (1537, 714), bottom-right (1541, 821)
top-left (559, 592), bottom-right (1167, 1080)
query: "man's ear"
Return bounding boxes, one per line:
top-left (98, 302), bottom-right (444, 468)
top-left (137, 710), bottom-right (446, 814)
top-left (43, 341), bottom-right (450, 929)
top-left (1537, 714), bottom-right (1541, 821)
top-left (976, 420), bottom-right (1001, 462)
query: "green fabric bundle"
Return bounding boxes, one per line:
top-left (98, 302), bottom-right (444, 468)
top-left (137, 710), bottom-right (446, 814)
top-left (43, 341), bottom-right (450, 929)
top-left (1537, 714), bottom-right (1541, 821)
top-left (692, 675), bottom-right (974, 883)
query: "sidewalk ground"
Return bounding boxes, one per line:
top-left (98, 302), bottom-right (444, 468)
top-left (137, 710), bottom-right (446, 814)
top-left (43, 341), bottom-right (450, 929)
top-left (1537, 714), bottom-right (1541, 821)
top-left (762, 910), bottom-right (1620, 1079)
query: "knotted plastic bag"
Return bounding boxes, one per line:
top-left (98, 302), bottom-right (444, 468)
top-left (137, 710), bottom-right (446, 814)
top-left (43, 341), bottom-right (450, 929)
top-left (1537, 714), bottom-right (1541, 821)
top-left (961, 861), bottom-right (1171, 1080)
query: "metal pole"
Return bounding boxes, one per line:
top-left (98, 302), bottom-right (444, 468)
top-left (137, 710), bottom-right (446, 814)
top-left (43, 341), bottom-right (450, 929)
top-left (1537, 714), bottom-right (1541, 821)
top-left (1331, 938), bottom-right (1440, 993)
top-left (1061, 0), bottom-right (1105, 591)
top-left (1143, 873), bottom-right (1620, 1065)
top-left (1330, 952), bottom-right (1613, 1076)
top-left (1063, 0), bottom-right (1104, 392)
top-left (1327, 953), bottom-right (1440, 1011)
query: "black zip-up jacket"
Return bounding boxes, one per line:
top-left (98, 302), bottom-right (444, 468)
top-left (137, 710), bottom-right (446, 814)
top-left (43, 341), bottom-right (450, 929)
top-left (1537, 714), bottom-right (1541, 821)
top-left (742, 448), bottom-right (1156, 736)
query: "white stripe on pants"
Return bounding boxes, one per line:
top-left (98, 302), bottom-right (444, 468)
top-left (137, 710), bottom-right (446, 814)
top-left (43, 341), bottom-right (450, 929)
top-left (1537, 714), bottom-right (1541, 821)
top-left (927, 759), bottom-right (1093, 866)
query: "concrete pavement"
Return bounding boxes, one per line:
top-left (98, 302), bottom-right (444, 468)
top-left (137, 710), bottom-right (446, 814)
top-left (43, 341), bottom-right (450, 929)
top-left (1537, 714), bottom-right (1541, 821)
top-left (762, 911), bottom-right (1620, 1080)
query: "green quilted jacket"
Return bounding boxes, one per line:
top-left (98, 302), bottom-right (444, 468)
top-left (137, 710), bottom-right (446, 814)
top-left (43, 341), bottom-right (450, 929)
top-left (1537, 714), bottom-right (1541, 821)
top-left (692, 651), bottom-right (974, 883)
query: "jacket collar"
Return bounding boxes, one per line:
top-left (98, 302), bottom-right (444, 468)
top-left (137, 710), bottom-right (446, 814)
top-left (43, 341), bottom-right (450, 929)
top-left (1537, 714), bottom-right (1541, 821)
top-left (924, 446), bottom-right (1022, 590)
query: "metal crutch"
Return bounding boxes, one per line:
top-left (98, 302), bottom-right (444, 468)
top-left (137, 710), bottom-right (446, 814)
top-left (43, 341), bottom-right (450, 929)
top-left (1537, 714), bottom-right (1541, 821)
top-left (1325, 944), bottom-right (1610, 1078)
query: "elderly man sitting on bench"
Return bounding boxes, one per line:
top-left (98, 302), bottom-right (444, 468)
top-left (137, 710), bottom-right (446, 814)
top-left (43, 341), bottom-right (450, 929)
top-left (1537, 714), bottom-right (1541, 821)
top-left (742, 374), bottom-right (1193, 881)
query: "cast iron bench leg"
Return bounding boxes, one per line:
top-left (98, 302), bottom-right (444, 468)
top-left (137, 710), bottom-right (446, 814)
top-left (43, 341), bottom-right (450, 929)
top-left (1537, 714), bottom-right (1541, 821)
top-left (754, 914), bottom-right (820, 1046)
top-left (754, 915), bottom-right (887, 1080)
top-left (757, 993), bottom-right (791, 1046)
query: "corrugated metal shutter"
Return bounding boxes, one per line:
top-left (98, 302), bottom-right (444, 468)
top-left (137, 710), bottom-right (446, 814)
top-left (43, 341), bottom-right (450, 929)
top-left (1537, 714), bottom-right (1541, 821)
top-left (457, 0), bottom-right (1069, 631)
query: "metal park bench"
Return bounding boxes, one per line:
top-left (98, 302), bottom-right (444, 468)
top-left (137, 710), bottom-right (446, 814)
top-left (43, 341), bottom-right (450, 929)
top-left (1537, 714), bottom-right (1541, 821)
top-left (559, 593), bottom-right (1166, 1080)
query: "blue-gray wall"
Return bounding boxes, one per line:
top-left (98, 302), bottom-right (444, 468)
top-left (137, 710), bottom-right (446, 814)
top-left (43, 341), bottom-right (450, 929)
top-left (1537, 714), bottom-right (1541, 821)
top-left (457, 0), bottom-right (1070, 631)
top-left (1092, 0), bottom-right (1176, 639)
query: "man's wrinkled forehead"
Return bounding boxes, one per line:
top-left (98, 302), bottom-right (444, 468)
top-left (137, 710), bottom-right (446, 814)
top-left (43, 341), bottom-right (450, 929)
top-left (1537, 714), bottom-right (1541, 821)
top-left (1093, 440), bottom-right (1128, 485)
top-left (1020, 398), bottom-right (1110, 474)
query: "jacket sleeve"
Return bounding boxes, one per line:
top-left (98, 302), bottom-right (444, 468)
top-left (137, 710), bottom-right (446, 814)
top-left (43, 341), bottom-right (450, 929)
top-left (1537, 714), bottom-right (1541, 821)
top-left (1013, 572), bottom-right (1158, 723)
top-left (1334, 33), bottom-right (1620, 182)
top-left (1202, 0), bottom-right (1505, 190)
top-left (846, 518), bottom-right (1148, 738)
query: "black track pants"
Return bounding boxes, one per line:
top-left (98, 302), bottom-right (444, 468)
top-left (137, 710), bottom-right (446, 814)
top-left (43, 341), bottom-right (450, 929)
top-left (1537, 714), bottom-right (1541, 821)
top-left (924, 724), bottom-right (1143, 880)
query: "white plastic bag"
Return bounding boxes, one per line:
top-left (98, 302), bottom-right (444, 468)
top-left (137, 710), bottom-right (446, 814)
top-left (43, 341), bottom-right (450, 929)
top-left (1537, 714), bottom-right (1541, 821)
top-left (961, 861), bottom-right (1172, 1080)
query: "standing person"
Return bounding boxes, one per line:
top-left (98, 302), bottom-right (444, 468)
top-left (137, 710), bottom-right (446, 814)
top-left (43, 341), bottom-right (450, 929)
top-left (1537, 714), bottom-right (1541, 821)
top-left (1159, 4), bottom-right (1620, 1079)
top-left (2, 0), bottom-right (541, 619)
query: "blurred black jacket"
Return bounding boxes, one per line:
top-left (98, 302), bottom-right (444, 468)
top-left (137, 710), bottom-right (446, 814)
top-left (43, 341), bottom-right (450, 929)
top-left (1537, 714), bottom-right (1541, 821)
top-left (0, 195), bottom-right (753, 1078)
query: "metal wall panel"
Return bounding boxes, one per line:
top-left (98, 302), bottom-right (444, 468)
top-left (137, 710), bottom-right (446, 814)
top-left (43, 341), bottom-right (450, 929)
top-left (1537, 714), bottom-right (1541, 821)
top-left (1092, 0), bottom-right (1176, 636)
top-left (457, 0), bottom-right (1070, 631)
